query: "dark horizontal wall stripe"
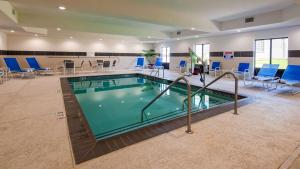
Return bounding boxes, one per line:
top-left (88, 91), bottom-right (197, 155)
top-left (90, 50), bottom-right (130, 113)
top-left (210, 52), bottom-right (223, 57)
top-left (171, 51), bottom-right (254, 58)
top-left (210, 51), bottom-right (253, 57)
top-left (234, 51), bottom-right (253, 57)
top-left (94, 52), bottom-right (142, 57)
top-left (0, 50), bottom-right (86, 56)
top-left (170, 53), bottom-right (189, 57)
top-left (211, 50), bottom-right (300, 58)
top-left (289, 50), bottom-right (300, 58)
top-left (0, 50), bottom-right (162, 57)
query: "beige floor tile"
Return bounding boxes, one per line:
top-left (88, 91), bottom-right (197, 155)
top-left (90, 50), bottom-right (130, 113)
top-left (0, 70), bottom-right (299, 169)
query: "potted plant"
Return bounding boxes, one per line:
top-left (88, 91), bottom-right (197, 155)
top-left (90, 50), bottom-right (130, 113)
top-left (142, 49), bottom-right (157, 68)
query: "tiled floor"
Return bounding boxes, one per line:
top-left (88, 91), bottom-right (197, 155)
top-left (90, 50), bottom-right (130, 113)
top-left (0, 70), bottom-right (299, 169)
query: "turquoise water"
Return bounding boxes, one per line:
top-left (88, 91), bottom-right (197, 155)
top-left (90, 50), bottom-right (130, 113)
top-left (68, 74), bottom-right (234, 140)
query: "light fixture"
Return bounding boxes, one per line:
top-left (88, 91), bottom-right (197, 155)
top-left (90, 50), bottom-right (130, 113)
top-left (58, 5), bottom-right (66, 10)
top-left (237, 29), bottom-right (241, 33)
top-left (69, 36), bottom-right (73, 39)
top-left (99, 38), bottom-right (103, 41)
top-left (34, 34), bottom-right (38, 37)
top-left (191, 27), bottom-right (196, 30)
top-left (10, 30), bottom-right (15, 33)
top-left (176, 38), bottom-right (180, 40)
top-left (56, 28), bottom-right (61, 31)
top-left (147, 36), bottom-right (151, 39)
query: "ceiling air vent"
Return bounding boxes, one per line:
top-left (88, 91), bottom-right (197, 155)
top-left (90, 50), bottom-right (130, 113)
top-left (176, 31), bottom-right (181, 35)
top-left (245, 17), bottom-right (254, 23)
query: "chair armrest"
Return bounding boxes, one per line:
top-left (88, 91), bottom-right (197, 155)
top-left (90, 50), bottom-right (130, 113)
top-left (243, 69), bottom-right (250, 74)
top-left (274, 77), bottom-right (280, 80)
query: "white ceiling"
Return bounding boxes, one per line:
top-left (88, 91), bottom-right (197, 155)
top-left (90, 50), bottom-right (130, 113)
top-left (1, 0), bottom-right (300, 41)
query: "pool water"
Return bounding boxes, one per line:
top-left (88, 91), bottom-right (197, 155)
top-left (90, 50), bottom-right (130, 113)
top-left (68, 74), bottom-right (234, 140)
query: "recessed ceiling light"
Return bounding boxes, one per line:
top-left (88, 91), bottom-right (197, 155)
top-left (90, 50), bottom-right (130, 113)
top-left (194, 35), bottom-right (199, 38)
top-left (56, 28), bottom-right (61, 31)
top-left (10, 30), bottom-right (15, 33)
top-left (191, 27), bottom-right (196, 30)
top-left (176, 38), bottom-right (180, 40)
top-left (147, 36), bottom-right (151, 39)
top-left (69, 36), bottom-right (73, 39)
top-left (237, 29), bottom-right (241, 33)
top-left (99, 38), bottom-right (103, 41)
top-left (58, 6), bottom-right (66, 10)
top-left (34, 34), bottom-right (38, 37)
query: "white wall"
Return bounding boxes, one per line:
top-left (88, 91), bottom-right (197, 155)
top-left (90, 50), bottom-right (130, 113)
top-left (155, 25), bottom-right (300, 71)
top-left (2, 34), bottom-right (153, 70)
top-left (0, 31), bottom-right (7, 50)
top-left (156, 26), bottom-right (300, 52)
top-left (7, 34), bottom-right (151, 53)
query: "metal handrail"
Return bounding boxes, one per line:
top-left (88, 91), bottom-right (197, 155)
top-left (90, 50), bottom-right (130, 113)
top-left (141, 76), bottom-right (193, 133)
top-left (182, 72), bottom-right (239, 115)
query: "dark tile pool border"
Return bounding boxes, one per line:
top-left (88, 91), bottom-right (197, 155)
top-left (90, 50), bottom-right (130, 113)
top-left (60, 73), bottom-right (251, 164)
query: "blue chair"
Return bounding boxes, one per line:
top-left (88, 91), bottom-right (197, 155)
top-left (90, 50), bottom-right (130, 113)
top-left (245, 64), bottom-right (279, 89)
top-left (26, 57), bottom-right (54, 75)
top-left (150, 57), bottom-right (165, 77)
top-left (179, 60), bottom-right (187, 73)
top-left (135, 57), bottom-right (145, 70)
top-left (233, 63), bottom-right (250, 79)
top-left (209, 62), bottom-right (221, 77)
top-left (277, 65), bottom-right (300, 93)
top-left (154, 57), bottom-right (163, 68)
top-left (255, 64), bottom-right (279, 80)
top-left (4, 58), bottom-right (27, 73)
top-left (4, 58), bottom-right (34, 78)
top-left (26, 57), bottom-right (48, 71)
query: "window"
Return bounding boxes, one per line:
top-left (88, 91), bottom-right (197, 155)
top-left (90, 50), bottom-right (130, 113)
top-left (256, 40), bottom-right (265, 53)
top-left (255, 40), bottom-right (270, 68)
top-left (195, 44), bottom-right (210, 64)
top-left (161, 47), bottom-right (170, 63)
top-left (255, 38), bottom-right (288, 69)
top-left (272, 38), bottom-right (288, 69)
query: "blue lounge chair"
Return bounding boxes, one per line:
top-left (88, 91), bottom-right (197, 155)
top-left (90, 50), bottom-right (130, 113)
top-left (150, 57), bottom-right (164, 77)
top-left (178, 60), bottom-right (187, 73)
top-left (4, 58), bottom-right (35, 78)
top-left (26, 57), bottom-right (46, 71)
top-left (135, 57), bottom-right (145, 70)
top-left (26, 57), bottom-right (53, 75)
top-left (277, 65), bottom-right (300, 93)
top-left (209, 62), bottom-right (221, 77)
top-left (233, 63), bottom-right (250, 80)
top-left (244, 64), bottom-right (279, 89)
top-left (4, 58), bottom-right (27, 73)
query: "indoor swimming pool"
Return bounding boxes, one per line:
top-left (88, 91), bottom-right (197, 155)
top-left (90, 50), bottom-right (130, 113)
top-left (67, 74), bottom-right (235, 140)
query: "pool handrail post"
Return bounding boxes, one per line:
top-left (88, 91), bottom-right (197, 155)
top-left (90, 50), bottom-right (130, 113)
top-left (141, 75), bottom-right (193, 134)
top-left (182, 72), bottom-right (239, 115)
